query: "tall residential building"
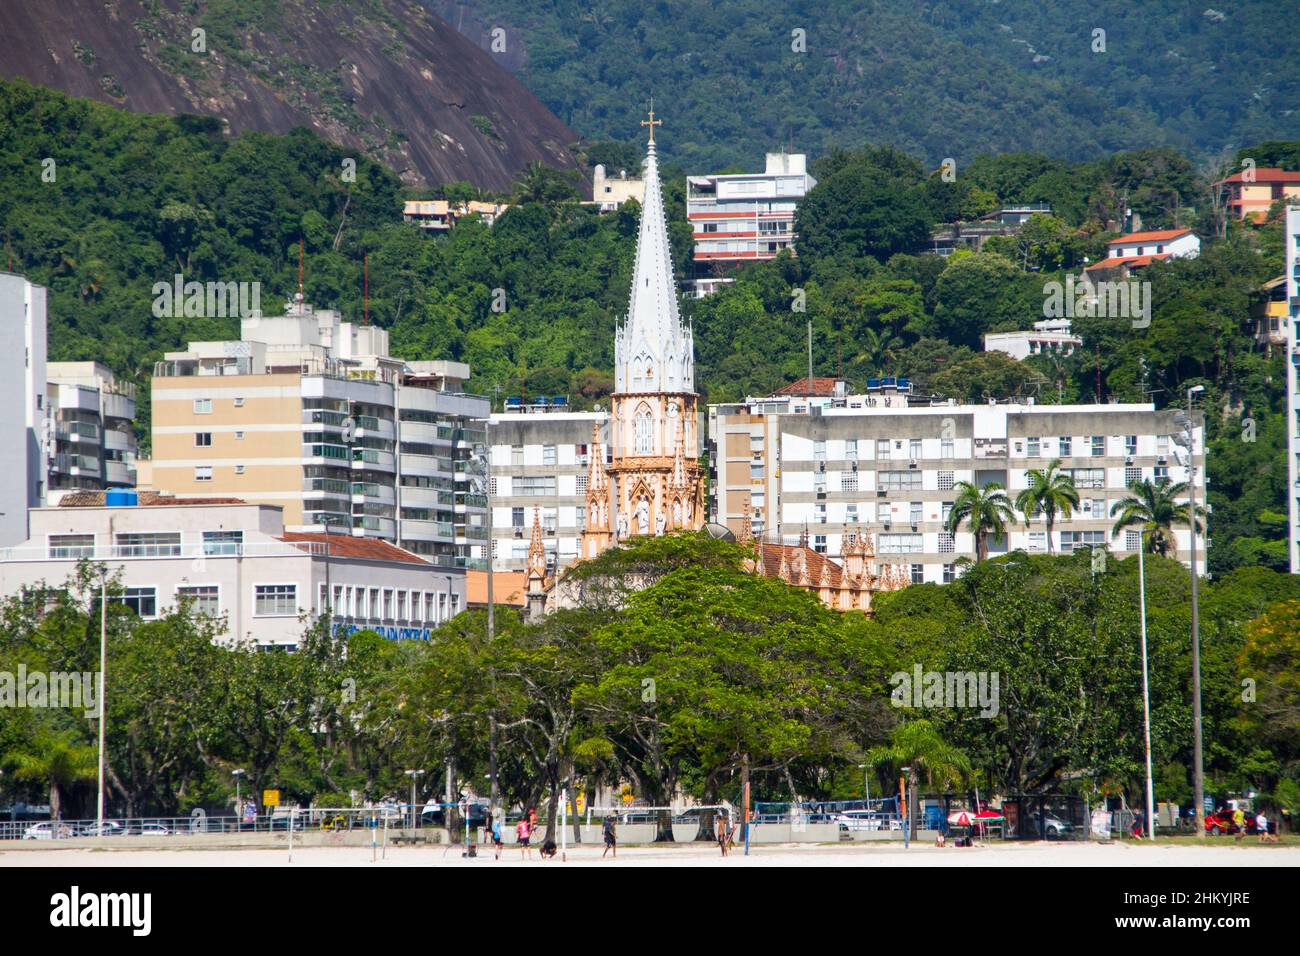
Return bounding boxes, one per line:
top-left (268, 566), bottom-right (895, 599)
top-left (45, 362), bottom-right (138, 499)
top-left (1285, 206), bottom-right (1300, 573)
top-left (0, 272), bottom-right (47, 547)
top-left (487, 405), bottom-right (607, 572)
top-left (711, 386), bottom-right (1207, 582)
top-left (149, 296), bottom-right (489, 568)
top-left (685, 152), bottom-right (816, 296)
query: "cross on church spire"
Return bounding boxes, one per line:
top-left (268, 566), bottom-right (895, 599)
top-left (641, 102), bottom-right (662, 145)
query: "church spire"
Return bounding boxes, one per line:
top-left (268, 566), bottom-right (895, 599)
top-left (614, 109), bottom-right (693, 395)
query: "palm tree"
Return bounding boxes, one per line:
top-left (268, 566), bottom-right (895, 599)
top-left (1014, 459), bottom-right (1079, 554)
top-left (6, 728), bottom-right (98, 821)
top-left (1110, 478), bottom-right (1204, 558)
top-left (865, 720), bottom-right (971, 841)
top-left (849, 327), bottom-right (896, 375)
top-left (946, 481), bottom-right (1016, 561)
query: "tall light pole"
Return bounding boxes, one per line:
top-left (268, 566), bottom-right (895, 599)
top-left (1137, 531), bottom-right (1156, 841)
top-left (404, 769), bottom-right (425, 831)
top-left (96, 513), bottom-right (116, 835)
top-left (857, 762), bottom-right (870, 807)
top-left (1184, 385), bottom-right (1206, 838)
top-left (467, 442), bottom-right (499, 818)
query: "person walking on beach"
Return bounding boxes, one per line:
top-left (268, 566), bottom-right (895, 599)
top-left (602, 814), bottom-right (617, 859)
top-left (491, 814), bottom-right (503, 859)
top-left (517, 815), bottom-right (533, 858)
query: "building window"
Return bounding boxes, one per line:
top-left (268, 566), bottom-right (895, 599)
top-left (195, 466), bottom-right (213, 482)
top-left (203, 530), bottom-right (243, 555)
top-left (879, 470), bottom-right (922, 491)
top-left (195, 432), bottom-right (212, 447)
top-left (510, 445), bottom-right (523, 467)
top-left (255, 584), bottom-right (297, 617)
top-left (1027, 437), bottom-right (1041, 458)
top-left (1028, 531), bottom-right (1047, 552)
top-left (1156, 435), bottom-right (1169, 457)
top-left (235, 431), bottom-right (245, 440)
top-left (941, 438), bottom-right (954, 459)
top-left (1067, 468), bottom-right (1105, 489)
top-left (1154, 465), bottom-right (1168, 482)
top-left (846, 504), bottom-right (859, 524)
top-left (1091, 435), bottom-right (1105, 457)
top-left (910, 501), bottom-right (923, 526)
top-left (176, 585), bottom-right (219, 616)
top-left (938, 531), bottom-right (955, 553)
top-left (576, 475), bottom-right (588, 494)
top-left (840, 472), bottom-right (858, 492)
top-left (942, 501), bottom-right (954, 524)
top-left (193, 398), bottom-right (212, 415)
top-left (114, 532), bottom-right (181, 557)
top-left (943, 563), bottom-right (956, 584)
top-left (119, 587), bottom-right (157, 618)
top-left (542, 444), bottom-right (557, 466)
top-left (234, 397), bottom-right (245, 407)
top-left (876, 439), bottom-right (891, 461)
top-left (813, 439), bottom-right (826, 461)
top-left (937, 471), bottom-right (955, 491)
top-left (235, 464), bottom-right (245, 475)
top-left (879, 533), bottom-right (923, 554)
top-left (910, 564), bottom-right (924, 584)
top-left (1125, 435), bottom-right (1138, 457)
top-left (489, 477), bottom-right (498, 496)
top-left (845, 439), bottom-right (858, 461)
top-left (635, 407), bottom-right (653, 455)
top-left (813, 534), bottom-right (827, 554)
top-left (514, 476), bottom-right (556, 496)
top-left (1060, 531), bottom-right (1106, 554)
top-left (815, 503), bottom-right (827, 524)
top-left (909, 439), bottom-right (922, 460)
top-left (1125, 530), bottom-right (1142, 551)
top-left (512, 507), bottom-right (525, 528)
top-left (48, 534), bottom-right (95, 559)
top-left (1059, 436), bottom-right (1072, 457)
top-left (1125, 466), bottom-right (1142, 486)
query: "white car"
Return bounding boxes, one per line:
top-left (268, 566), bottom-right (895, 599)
top-left (135, 823), bottom-right (173, 836)
top-left (834, 810), bottom-right (899, 831)
top-left (22, 822), bottom-right (74, 840)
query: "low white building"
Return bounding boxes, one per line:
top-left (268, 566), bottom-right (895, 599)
top-left (587, 164), bottom-right (645, 212)
top-left (0, 497), bottom-right (464, 649)
top-left (984, 319), bottom-right (1082, 361)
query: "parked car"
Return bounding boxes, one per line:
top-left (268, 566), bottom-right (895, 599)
top-left (78, 821), bottom-right (126, 837)
top-left (134, 823), bottom-right (173, 837)
top-left (1042, 814), bottom-right (1073, 838)
top-left (22, 822), bottom-right (74, 840)
top-left (834, 809), bottom-right (898, 831)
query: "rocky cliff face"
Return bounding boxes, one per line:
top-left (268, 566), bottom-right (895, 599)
top-left (0, 0), bottom-right (581, 189)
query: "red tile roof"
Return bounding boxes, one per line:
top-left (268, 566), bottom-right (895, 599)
top-left (1107, 228), bottom-right (1193, 245)
top-left (1216, 167), bottom-right (1300, 185)
top-left (756, 541), bottom-right (846, 587)
top-left (773, 376), bottom-right (839, 396)
top-left (279, 532), bottom-right (430, 565)
top-left (1084, 253), bottom-right (1171, 272)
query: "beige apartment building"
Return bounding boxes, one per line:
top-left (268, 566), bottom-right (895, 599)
top-left (149, 297), bottom-right (490, 568)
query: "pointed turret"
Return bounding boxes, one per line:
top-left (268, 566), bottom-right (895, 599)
top-left (526, 506), bottom-right (549, 621)
top-left (613, 114), bottom-right (693, 396)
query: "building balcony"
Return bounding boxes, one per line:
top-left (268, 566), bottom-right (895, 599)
top-left (351, 482), bottom-right (396, 504)
top-left (303, 442), bottom-right (350, 463)
top-left (399, 518), bottom-right (456, 541)
top-left (304, 409), bottom-right (348, 428)
top-left (102, 428), bottom-right (133, 452)
top-left (352, 448), bottom-right (396, 472)
top-left (104, 460), bottom-right (135, 486)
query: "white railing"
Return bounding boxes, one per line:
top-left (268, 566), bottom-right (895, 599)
top-left (0, 542), bottom-right (330, 563)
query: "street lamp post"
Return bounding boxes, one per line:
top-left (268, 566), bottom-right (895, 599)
top-left (467, 444), bottom-right (499, 819)
top-left (1137, 531), bottom-right (1156, 841)
top-left (1184, 385), bottom-right (1206, 839)
top-left (857, 763), bottom-right (870, 807)
top-left (404, 769), bottom-right (425, 832)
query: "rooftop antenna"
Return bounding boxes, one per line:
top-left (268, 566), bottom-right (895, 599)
top-left (297, 238), bottom-right (304, 304)
top-left (363, 252), bottom-right (369, 326)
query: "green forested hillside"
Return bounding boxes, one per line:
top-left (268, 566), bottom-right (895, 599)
top-left (431, 0), bottom-right (1300, 171)
top-left (0, 77), bottom-right (1292, 574)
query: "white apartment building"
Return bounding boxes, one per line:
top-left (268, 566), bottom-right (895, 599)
top-left (45, 362), bottom-right (138, 499)
top-left (487, 404), bottom-right (608, 571)
top-left (0, 499), bottom-right (463, 649)
top-left (0, 272), bottom-right (48, 547)
top-left (712, 392), bottom-right (1206, 582)
top-left (984, 319), bottom-right (1082, 361)
top-left (686, 152), bottom-right (816, 294)
top-left (1285, 206), bottom-right (1300, 573)
top-left (150, 296), bottom-right (489, 568)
